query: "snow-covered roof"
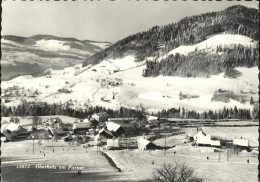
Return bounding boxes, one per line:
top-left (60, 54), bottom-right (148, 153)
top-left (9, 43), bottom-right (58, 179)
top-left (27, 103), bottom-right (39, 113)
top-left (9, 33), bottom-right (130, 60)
top-left (106, 122), bottom-right (121, 132)
top-left (137, 138), bottom-right (151, 146)
top-left (233, 139), bottom-right (248, 147)
top-left (73, 121), bottom-right (91, 129)
top-left (6, 123), bottom-right (20, 132)
top-left (211, 140), bottom-right (221, 147)
top-left (147, 115), bottom-right (158, 121)
top-left (195, 131), bottom-right (211, 145)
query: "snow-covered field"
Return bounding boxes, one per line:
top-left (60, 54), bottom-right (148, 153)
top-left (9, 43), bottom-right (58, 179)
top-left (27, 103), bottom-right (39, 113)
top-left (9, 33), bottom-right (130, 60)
top-left (104, 148), bottom-right (258, 182)
top-left (2, 34), bottom-right (258, 112)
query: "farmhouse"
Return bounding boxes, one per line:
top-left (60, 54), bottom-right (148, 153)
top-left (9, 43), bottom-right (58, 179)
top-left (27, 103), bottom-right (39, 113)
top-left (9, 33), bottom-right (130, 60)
top-left (91, 112), bottom-right (110, 122)
top-left (2, 123), bottom-right (28, 140)
top-left (193, 131), bottom-right (211, 146)
top-left (99, 122), bottom-right (126, 139)
top-left (73, 119), bottom-right (92, 135)
top-left (146, 115), bottom-right (159, 128)
top-left (137, 138), bottom-right (157, 150)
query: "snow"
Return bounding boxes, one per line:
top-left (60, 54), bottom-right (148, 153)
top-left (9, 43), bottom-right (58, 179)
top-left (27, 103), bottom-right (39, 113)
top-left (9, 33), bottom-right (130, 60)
top-left (233, 139), bottom-right (249, 147)
top-left (137, 137), bottom-right (151, 146)
top-left (90, 42), bottom-right (111, 49)
top-left (35, 39), bottom-right (70, 51)
top-left (2, 34), bottom-right (258, 113)
top-left (6, 123), bottom-right (20, 132)
top-left (106, 122), bottom-right (121, 132)
top-left (159, 34), bottom-right (257, 61)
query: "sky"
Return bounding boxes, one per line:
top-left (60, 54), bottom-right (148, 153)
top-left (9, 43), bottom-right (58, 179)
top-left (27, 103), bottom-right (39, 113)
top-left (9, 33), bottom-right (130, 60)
top-left (2, 0), bottom-right (258, 43)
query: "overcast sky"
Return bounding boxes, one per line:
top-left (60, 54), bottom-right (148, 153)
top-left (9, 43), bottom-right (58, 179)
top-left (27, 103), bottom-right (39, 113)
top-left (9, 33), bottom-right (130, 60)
top-left (2, 0), bottom-right (258, 43)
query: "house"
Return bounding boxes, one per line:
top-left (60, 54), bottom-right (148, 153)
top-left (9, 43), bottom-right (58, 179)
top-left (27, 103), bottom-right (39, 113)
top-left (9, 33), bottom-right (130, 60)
top-left (137, 138), bottom-right (157, 150)
top-left (211, 140), bottom-right (221, 147)
top-left (186, 130), bottom-right (199, 141)
top-left (193, 131), bottom-right (211, 146)
top-left (106, 139), bottom-right (120, 150)
top-left (91, 112), bottom-right (110, 122)
top-left (233, 139), bottom-right (249, 148)
top-left (73, 119), bottom-right (92, 135)
top-left (2, 123), bottom-right (28, 140)
top-left (6, 123), bottom-right (27, 135)
top-left (146, 115), bottom-right (159, 128)
top-left (98, 122), bottom-right (126, 139)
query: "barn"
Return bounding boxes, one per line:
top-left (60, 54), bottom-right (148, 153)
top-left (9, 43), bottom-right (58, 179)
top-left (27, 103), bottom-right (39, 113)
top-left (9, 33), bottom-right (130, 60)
top-left (137, 138), bottom-right (157, 150)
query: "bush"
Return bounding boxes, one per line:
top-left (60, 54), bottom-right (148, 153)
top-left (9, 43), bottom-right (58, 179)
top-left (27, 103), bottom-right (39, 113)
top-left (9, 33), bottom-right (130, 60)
top-left (150, 162), bottom-right (203, 182)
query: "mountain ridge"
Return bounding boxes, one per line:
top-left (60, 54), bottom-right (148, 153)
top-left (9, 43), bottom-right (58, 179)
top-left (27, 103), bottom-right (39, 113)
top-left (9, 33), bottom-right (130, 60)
top-left (82, 5), bottom-right (258, 68)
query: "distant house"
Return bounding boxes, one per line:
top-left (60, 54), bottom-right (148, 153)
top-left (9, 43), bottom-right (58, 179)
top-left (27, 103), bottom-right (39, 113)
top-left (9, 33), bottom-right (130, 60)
top-left (2, 123), bottom-right (28, 140)
top-left (233, 139), bottom-right (249, 149)
top-left (186, 131), bottom-right (198, 141)
top-left (99, 122), bottom-right (126, 139)
top-left (146, 115), bottom-right (159, 128)
top-left (106, 139), bottom-right (120, 149)
top-left (193, 131), bottom-right (211, 146)
top-left (73, 119), bottom-right (92, 135)
top-left (211, 140), bottom-right (221, 147)
top-left (44, 117), bottom-right (66, 136)
top-left (91, 112), bottom-right (110, 122)
top-left (137, 138), bottom-right (157, 150)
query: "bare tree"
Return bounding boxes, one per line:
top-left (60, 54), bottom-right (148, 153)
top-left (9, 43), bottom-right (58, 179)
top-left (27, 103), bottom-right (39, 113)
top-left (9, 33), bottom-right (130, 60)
top-left (150, 162), bottom-right (203, 182)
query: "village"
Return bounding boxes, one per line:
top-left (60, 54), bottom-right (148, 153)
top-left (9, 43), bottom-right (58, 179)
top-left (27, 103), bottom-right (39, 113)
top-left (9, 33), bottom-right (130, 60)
top-left (1, 111), bottom-right (258, 181)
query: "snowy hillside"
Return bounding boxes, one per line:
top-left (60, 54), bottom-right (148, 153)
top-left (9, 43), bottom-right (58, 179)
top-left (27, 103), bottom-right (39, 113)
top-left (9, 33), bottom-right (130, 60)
top-left (2, 34), bottom-right (258, 113)
top-left (159, 34), bottom-right (257, 61)
top-left (1, 35), bottom-right (112, 80)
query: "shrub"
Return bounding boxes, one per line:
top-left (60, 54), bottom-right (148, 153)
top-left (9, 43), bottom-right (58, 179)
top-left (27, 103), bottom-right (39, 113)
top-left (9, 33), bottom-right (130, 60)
top-left (150, 162), bottom-right (203, 182)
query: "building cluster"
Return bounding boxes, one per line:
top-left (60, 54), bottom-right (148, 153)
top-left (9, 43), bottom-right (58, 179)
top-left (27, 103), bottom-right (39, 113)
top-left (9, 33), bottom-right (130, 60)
top-left (2, 86), bottom-right (41, 98)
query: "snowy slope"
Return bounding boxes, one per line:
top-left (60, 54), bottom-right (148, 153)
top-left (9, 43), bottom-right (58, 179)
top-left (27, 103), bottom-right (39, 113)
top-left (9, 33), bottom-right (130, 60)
top-left (159, 34), bottom-right (257, 61)
top-left (2, 34), bottom-right (258, 112)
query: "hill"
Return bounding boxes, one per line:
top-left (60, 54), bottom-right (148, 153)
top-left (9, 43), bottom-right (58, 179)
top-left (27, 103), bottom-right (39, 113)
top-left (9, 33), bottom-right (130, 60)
top-left (1, 35), bottom-right (112, 80)
top-left (1, 5), bottom-right (258, 113)
top-left (82, 5), bottom-right (258, 73)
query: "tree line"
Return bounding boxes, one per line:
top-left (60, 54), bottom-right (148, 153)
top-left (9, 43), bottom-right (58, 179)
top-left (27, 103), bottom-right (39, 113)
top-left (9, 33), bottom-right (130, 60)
top-left (1, 101), bottom-right (256, 120)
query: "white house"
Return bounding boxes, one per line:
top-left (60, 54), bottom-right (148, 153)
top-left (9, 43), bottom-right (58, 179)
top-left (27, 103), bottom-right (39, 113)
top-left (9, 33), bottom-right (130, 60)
top-left (211, 140), bottom-right (221, 147)
top-left (233, 139), bottom-right (248, 147)
top-left (193, 131), bottom-right (211, 146)
top-left (106, 139), bottom-right (120, 149)
top-left (91, 112), bottom-right (110, 122)
top-left (137, 137), bottom-right (157, 150)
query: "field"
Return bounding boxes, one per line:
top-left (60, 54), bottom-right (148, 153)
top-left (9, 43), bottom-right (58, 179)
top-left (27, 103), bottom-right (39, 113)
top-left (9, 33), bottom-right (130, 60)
top-left (1, 140), bottom-right (128, 182)
top-left (103, 149), bottom-right (258, 182)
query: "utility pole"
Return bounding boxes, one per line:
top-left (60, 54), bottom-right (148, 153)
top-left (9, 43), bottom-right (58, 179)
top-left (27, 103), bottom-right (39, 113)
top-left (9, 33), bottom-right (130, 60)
top-left (227, 149), bottom-right (229, 161)
top-left (164, 136), bottom-right (166, 156)
top-left (218, 150), bottom-right (221, 162)
top-left (32, 136), bottom-right (35, 155)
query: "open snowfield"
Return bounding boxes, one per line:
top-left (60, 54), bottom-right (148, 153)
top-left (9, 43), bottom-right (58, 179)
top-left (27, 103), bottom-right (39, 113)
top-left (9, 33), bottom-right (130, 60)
top-left (104, 148), bottom-right (258, 182)
top-left (2, 34), bottom-right (258, 112)
top-left (1, 140), bottom-right (128, 182)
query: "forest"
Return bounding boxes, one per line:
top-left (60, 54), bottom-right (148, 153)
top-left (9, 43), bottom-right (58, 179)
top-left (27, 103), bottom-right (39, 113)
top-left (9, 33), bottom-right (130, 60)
top-left (83, 5), bottom-right (258, 67)
top-left (142, 45), bottom-right (258, 77)
top-left (1, 101), bottom-right (257, 120)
